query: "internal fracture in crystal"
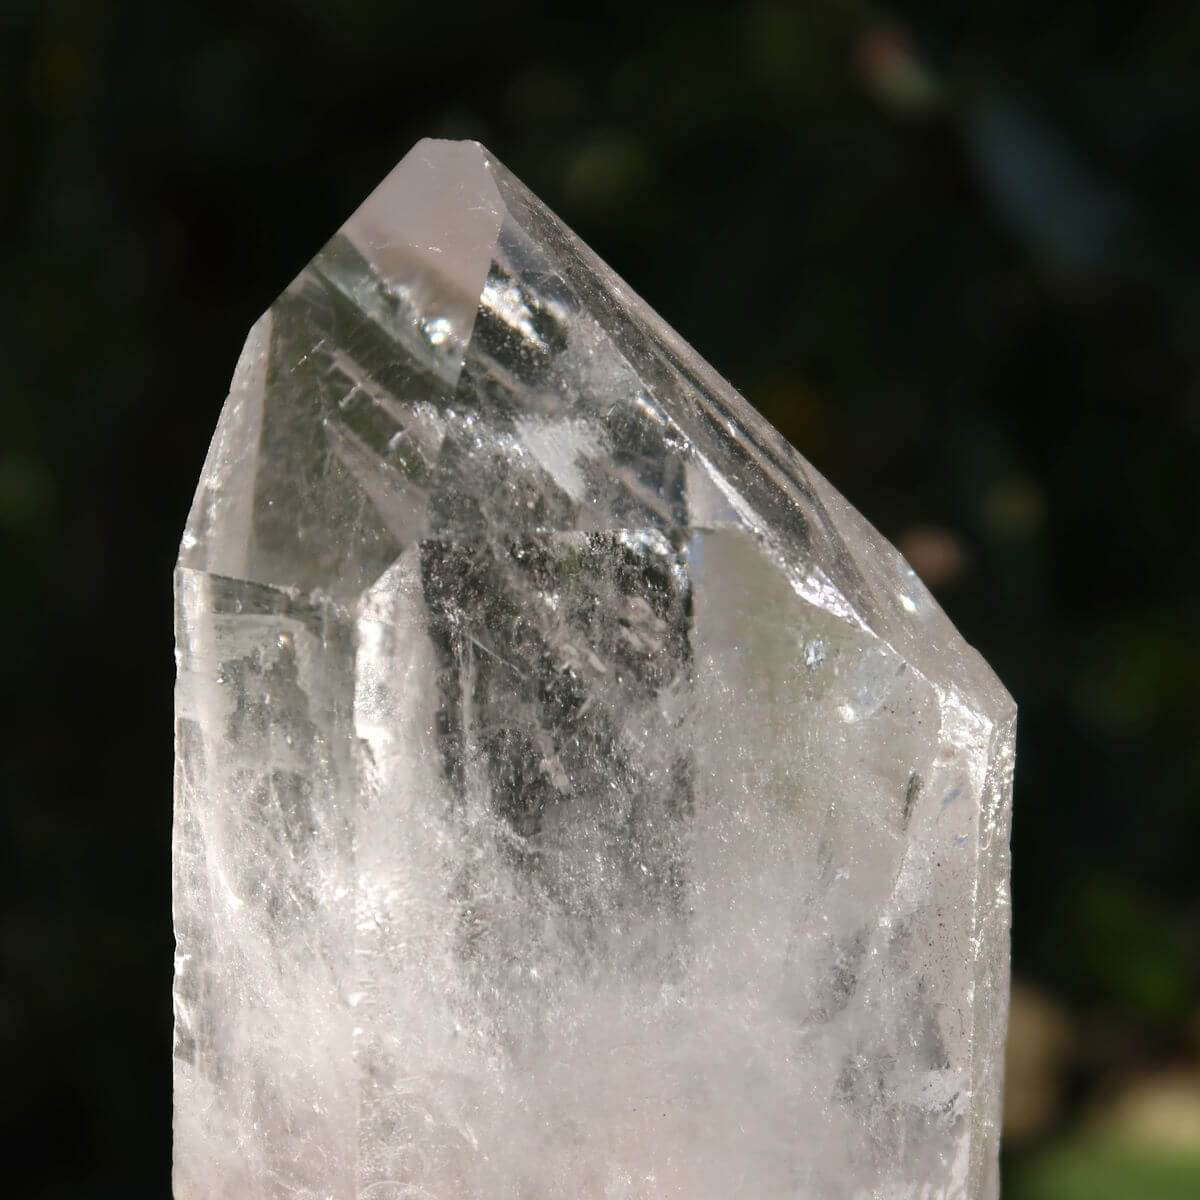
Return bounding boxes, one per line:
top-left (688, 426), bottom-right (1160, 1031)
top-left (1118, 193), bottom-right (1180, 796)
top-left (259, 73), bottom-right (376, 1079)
top-left (173, 139), bottom-right (1015, 1200)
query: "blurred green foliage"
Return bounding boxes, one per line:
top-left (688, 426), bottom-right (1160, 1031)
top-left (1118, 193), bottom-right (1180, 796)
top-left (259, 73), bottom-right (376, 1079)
top-left (2, 0), bottom-right (1199, 1195)
top-left (1008, 1141), bottom-right (1200, 1200)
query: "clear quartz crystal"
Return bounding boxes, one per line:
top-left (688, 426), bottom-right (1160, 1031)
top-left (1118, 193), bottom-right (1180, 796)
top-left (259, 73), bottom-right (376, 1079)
top-left (173, 139), bottom-right (1015, 1200)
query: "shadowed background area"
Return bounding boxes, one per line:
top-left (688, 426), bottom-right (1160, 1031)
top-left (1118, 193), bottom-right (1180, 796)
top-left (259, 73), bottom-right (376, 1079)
top-left (2, 2), bottom-right (1199, 1197)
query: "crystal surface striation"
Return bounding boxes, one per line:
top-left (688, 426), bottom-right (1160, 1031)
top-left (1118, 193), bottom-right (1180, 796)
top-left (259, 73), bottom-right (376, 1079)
top-left (174, 139), bottom-right (1015, 1199)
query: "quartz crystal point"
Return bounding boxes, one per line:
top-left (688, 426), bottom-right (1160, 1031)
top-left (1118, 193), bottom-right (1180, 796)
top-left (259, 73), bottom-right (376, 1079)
top-left (173, 139), bottom-right (1015, 1200)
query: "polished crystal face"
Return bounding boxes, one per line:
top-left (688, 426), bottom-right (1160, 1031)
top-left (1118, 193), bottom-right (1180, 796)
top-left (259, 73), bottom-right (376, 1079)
top-left (173, 139), bottom-right (1015, 1200)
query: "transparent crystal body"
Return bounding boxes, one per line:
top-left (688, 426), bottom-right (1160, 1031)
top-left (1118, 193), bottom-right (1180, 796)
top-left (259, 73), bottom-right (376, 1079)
top-left (173, 140), bottom-right (1015, 1200)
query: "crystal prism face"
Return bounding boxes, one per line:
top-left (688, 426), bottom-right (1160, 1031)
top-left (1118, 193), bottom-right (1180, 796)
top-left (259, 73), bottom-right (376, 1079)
top-left (173, 140), bottom-right (1015, 1200)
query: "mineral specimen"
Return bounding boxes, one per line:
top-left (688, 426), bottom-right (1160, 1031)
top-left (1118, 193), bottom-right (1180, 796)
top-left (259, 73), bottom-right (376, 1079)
top-left (173, 139), bottom-right (1015, 1199)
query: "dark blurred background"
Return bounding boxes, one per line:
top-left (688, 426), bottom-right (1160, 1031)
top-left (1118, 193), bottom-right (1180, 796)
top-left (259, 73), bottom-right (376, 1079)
top-left (3, 2), bottom-right (1199, 1197)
